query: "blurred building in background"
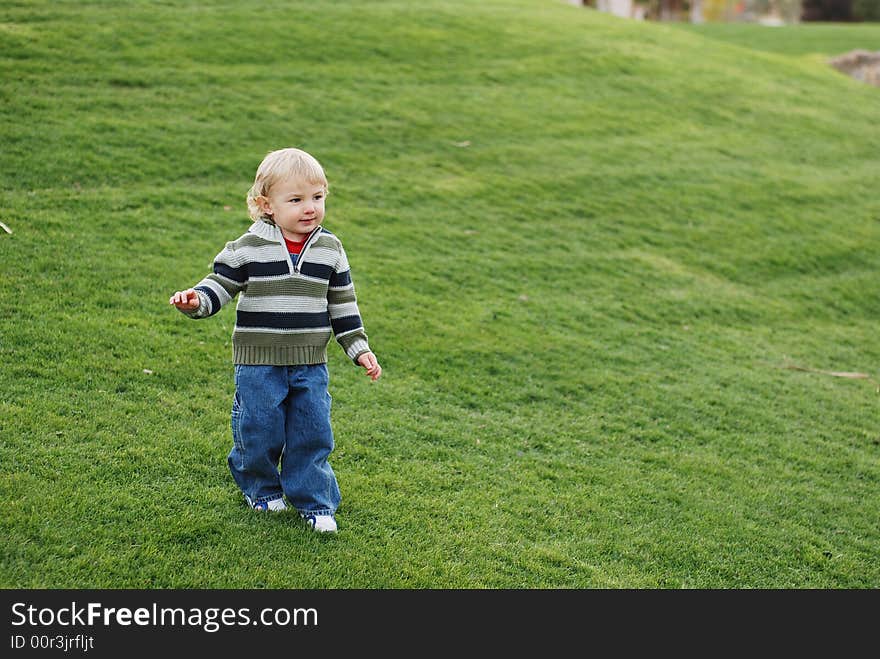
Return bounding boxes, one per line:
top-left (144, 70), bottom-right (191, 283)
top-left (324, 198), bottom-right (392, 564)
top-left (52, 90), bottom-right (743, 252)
top-left (569, 0), bottom-right (880, 23)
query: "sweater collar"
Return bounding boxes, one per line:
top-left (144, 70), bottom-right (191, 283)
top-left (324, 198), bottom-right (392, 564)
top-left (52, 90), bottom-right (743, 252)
top-left (248, 220), bottom-right (323, 244)
top-left (248, 219), bottom-right (282, 241)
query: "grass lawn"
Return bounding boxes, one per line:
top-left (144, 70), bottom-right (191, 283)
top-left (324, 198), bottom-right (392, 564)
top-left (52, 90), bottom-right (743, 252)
top-left (1, 1), bottom-right (878, 588)
top-left (674, 20), bottom-right (880, 57)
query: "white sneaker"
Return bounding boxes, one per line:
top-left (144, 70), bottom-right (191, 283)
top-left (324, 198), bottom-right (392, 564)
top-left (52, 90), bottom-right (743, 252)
top-left (248, 496), bottom-right (287, 512)
top-left (263, 498), bottom-right (288, 512)
top-left (301, 513), bottom-right (337, 533)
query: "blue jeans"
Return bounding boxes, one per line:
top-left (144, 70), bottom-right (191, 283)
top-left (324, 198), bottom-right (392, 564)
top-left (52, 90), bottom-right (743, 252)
top-left (228, 364), bottom-right (340, 516)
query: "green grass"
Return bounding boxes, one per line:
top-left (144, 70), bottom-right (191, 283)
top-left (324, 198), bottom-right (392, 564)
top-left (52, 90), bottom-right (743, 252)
top-left (1, 1), bottom-right (878, 588)
top-left (674, 20), bottom-right (880, 56)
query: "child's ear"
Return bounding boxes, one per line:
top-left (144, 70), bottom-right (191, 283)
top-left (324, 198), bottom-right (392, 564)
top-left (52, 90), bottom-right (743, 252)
top-left (256, 195), bottom-right (273, 216)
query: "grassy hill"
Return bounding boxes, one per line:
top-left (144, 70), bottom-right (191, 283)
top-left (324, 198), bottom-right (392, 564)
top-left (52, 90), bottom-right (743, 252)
top-left (675, 20), bottom-right (880, 57)
top-left (1, 0), bottom-right (878, 588)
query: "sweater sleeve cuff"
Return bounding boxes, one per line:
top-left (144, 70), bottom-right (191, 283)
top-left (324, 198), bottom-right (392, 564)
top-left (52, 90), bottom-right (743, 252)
top-left (345, 337), bottom-right (371, 363)
top-left (181, 291), bottom-right (209, 319)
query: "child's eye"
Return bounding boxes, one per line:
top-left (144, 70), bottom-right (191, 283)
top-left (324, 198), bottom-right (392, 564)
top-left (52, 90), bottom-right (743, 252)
top-left (314, 194), bottom-right (324, 200)
top-left (289, 197), bottom-right (301, 203)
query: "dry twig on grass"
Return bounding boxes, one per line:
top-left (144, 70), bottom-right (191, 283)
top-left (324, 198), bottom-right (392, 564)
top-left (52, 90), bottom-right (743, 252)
top-left (783, 363), bottom-right (879, 393)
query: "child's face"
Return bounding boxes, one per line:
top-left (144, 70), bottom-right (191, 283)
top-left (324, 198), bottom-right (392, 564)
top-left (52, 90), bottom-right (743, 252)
top-left (258, 176), bottom-right (326, 241)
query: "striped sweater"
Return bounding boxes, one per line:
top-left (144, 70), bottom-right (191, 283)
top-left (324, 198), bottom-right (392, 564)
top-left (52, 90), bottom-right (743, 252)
top-left (182, 219), bottom-right (371, 366)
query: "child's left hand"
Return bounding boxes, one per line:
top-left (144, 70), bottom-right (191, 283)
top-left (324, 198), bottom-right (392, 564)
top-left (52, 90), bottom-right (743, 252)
top-left (357, 352), bottom-right (382, 381)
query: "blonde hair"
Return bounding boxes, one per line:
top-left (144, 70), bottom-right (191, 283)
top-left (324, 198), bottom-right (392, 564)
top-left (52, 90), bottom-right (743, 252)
top-left (246, 148), bottom-right (329, 221)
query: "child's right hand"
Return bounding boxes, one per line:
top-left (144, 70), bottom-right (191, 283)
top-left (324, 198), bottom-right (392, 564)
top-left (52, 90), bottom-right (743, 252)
top-left (169, 289), bottom-right (200, 311)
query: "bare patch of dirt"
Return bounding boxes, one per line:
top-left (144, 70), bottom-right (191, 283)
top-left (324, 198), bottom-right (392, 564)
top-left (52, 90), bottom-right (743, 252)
top-left (828, 49), bottom-right (880, 87)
